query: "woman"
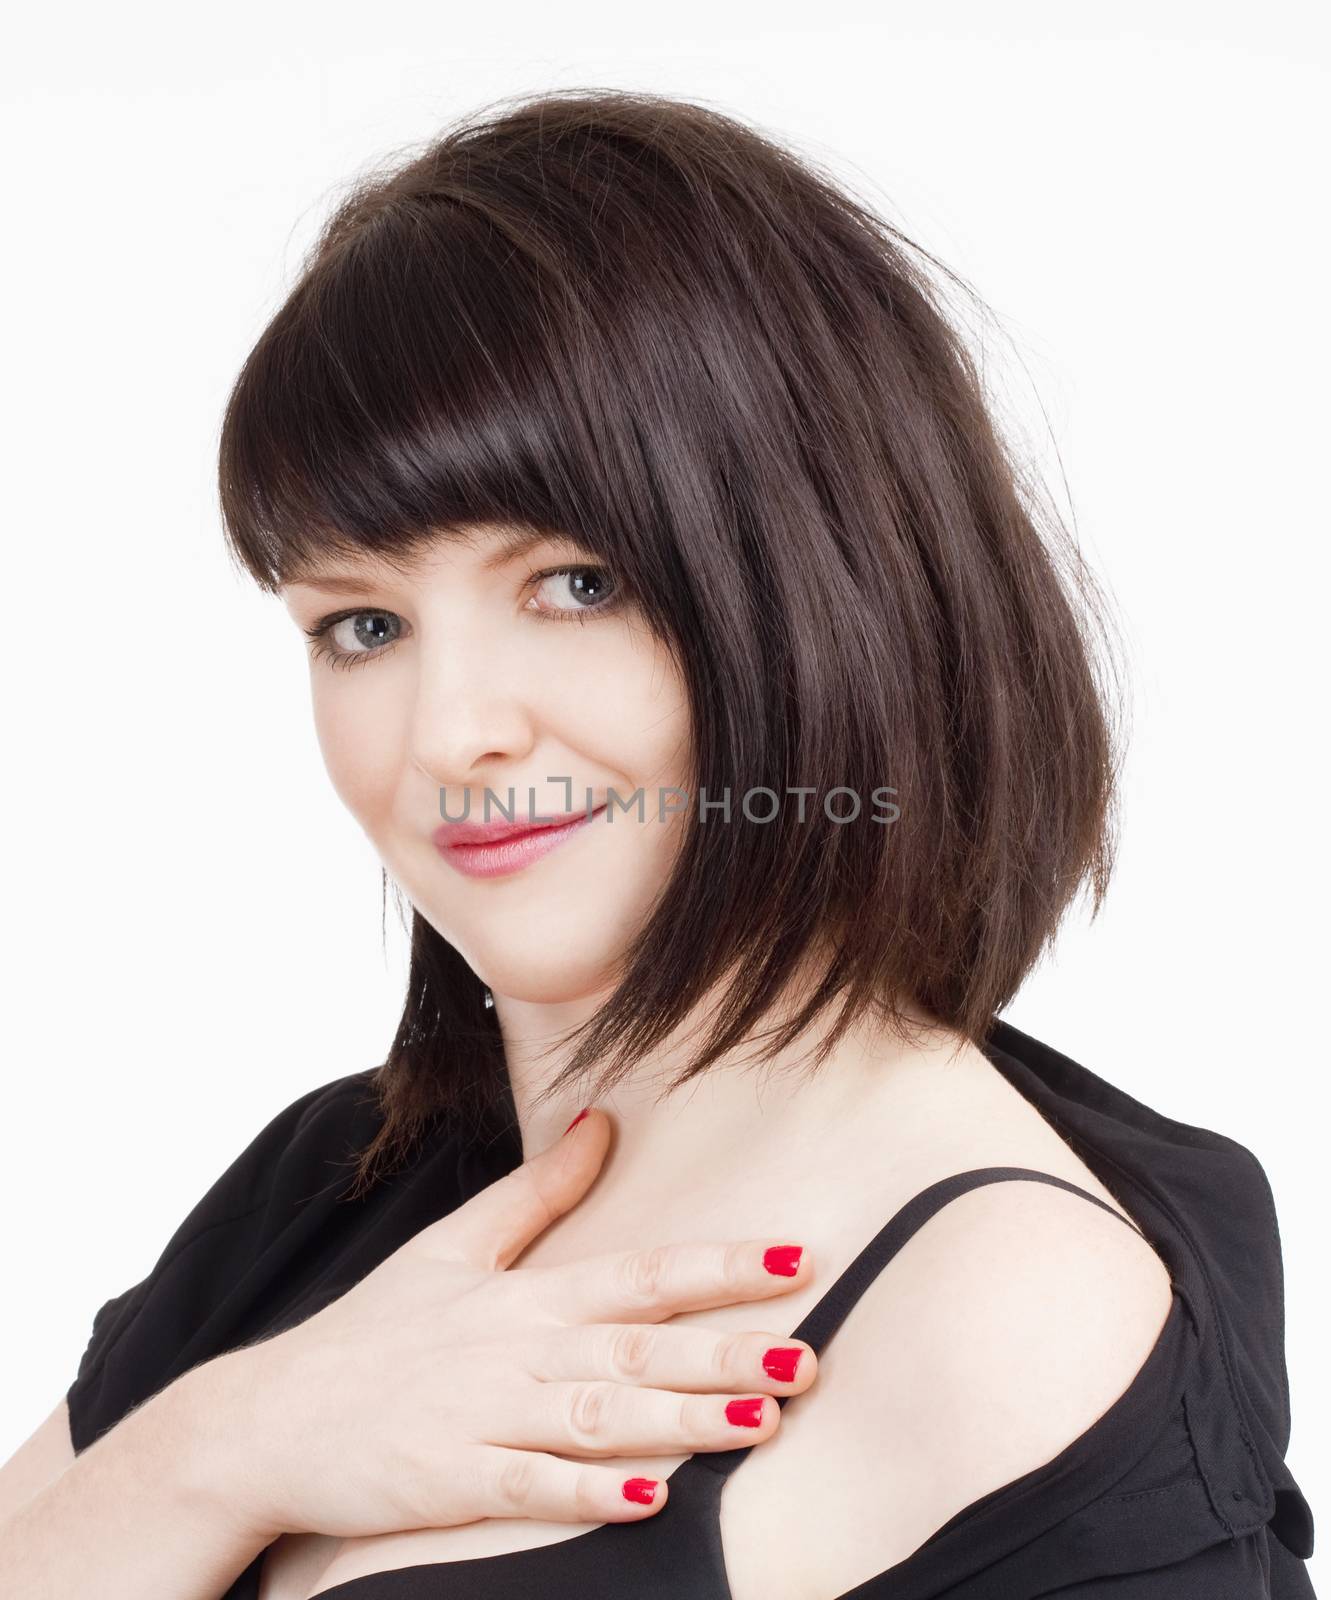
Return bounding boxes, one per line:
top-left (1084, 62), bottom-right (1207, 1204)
top-left (0, 89), bottom-right (1314, 1599)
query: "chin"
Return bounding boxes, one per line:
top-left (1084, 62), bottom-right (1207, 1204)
top-left (425, 893), bottom-right (632, 1003)
top-left (471, 945), bottom-right (622, 1006)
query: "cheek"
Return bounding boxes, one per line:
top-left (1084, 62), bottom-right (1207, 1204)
top-left (310, 678), bottom-right (402, 824)
top-left (570, 629), bottom-right (695, 794)
top-left (577, 644), bottom-right (695, 905)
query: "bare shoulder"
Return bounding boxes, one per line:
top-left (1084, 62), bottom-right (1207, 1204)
top-left (726, 1176), bottom-right (1176, 1599)
top-left (0, 1398), bottom-right (75, 1526)
top-left (873, 1176), bottom-right (1177, 1495)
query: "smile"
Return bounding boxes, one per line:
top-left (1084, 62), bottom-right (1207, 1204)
top-left (432, 805), bottom-right (608, 879)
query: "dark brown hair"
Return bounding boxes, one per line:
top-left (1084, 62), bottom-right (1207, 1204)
top-left (217, 87), bottom-right (1126, 1198)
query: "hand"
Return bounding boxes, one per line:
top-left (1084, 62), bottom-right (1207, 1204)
top-left (219, 1108), bottom-right (818, 1541)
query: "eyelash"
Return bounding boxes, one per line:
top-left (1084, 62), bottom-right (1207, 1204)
top-left (301, 564), bottom-right (623, 671)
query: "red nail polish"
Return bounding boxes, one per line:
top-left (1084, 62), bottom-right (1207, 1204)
top-left (726, 1397), bottom-right (766, 1428)
top-left (763, 1245), bottom-right (803, 1276)
top-left (762, 1346), bottom-right (803, 1382)
top-left (563, 1108), bottom-right (589, 1135)
top-left (622, 1477), bottom-right (659, 1503)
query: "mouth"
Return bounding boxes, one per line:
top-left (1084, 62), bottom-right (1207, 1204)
top-left (432, 804), bottom-right (608, 879)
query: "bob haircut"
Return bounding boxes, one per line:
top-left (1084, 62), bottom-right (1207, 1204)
top-left (218, 87), bottom-right (1125, 1199)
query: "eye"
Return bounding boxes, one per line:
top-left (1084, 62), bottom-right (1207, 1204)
top-left (303, 610), bottom-right (404, 670)
top-left (527, 565), bottom-right (622, 622)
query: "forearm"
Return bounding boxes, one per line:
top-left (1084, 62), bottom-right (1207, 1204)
top-left (0, 1353), bottom-right (275, 1600)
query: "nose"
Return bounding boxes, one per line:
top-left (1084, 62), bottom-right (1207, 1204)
top-left (408, 628), bottom-right (539, 793)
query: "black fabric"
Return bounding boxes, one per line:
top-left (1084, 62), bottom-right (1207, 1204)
top-left (66, 1020), bottom-right (1317, 1598)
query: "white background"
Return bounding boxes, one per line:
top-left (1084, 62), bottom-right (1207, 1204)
top-left (2, 2), bottom-right (1325, 1582)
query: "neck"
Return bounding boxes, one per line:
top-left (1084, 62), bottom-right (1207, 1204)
top-left (491, 966), bottom-right (977, 1206)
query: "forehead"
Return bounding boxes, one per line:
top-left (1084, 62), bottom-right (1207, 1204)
top-left (277, 524), bottom-right (561, 594)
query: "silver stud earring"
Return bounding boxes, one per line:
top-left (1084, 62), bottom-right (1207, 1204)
top-left (483, 987), bottom-right (494, 1010)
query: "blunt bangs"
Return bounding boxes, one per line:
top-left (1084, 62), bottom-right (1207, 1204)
top-left (217, 88), bottom-right (1127, 1196)
top-left (218, 174), bottom-right (635, 596)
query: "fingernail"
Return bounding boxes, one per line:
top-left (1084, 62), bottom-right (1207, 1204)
top-left (563, 1108), bottom-right (590, 1136)
top-left (763, 1244), bottom-right (803, 1276)
top-left (762, 1346), bottom-right (803, 1382)
top-left (622, 1476), bottom-right (659, 1504)
top-left (726, 1398), bottom-right (766, 1428)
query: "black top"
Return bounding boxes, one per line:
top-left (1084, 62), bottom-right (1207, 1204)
top-left (66, 1019), bottom-right (1317, 1598)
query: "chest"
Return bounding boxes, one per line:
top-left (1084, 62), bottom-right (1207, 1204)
top-left (257, 1086), bottom-right (1119, 1599)
top-left (257, 1283), bottom-right (949, 1600)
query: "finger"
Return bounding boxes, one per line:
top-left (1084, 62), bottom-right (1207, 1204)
top-left (466, 1446), bottom-right (672, 1524)
top-left (528, 1320), bottom-right (818, 1397)
top-left (482, 1372), bottom-right (785, 1458)
top-left (529, 1237), bottom-right (813, 1326)
top-left (416, 1108), bottom-right (612, 1272)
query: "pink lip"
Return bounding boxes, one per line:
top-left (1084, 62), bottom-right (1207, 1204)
top-left (432, 806), bottom-right (607, 879)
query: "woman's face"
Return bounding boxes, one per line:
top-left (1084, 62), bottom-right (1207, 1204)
top-left (280, 526), bottom-right (694, 1004)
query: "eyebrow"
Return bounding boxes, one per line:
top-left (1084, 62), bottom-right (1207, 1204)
top-left (280, 527), bottom-right (569, 593)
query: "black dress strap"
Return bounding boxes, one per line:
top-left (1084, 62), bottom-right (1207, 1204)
top-left (697, 1166), bottom-right (1148, 1481)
